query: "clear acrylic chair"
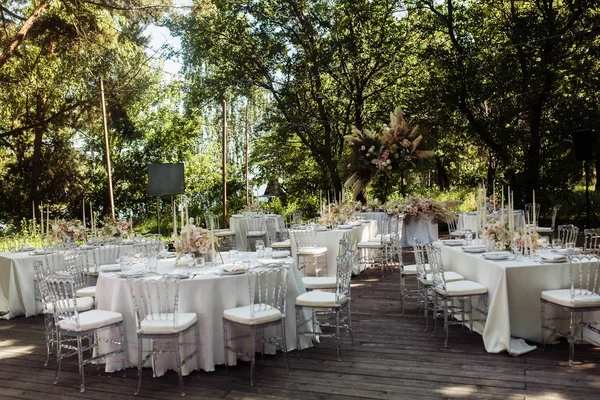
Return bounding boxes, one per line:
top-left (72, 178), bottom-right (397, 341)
top-left (525, 203), bottom-right (541, 227)
top-left (359, 214), bottom-right (391, 277)
top-left (583, 228), bottom-right (600, 253)
top-left (206, 214), bottom-right (236, 251)
top-left (447, 211), bottom-right (464, 237)
top-left (43, 242), bottom-right (75, 273)
top-left (127, 276), bottom-right (201, 396)
top-left (264, 218), bottom-right (278, 247)
top-left (296, 250), bottom-right (355, 361)
top-left (46, 275), bottom-right (126, 393)
top-left (558, 224), bottom-right (579, 246)
top-left (222, 265), bottom-right (291, 386)
top-left (541, 254), bottom-right (600, 366)
top-left (302, 238), bottom-right (348, 291)
top-left (91, 238), bottom-right (121, 273)
top-left (65, 250), bottom-right (97, 300)
top-left (33, 260), bottom-right (95, 367)
top-left (291, 224), bottom-right (328, 277)
top-left (429, 245), bottom-right (488, 348)
top-left (416, 244), bottom-right (463, 330)
top-left (291, 211), bottom-right (303, 224)
top-left (536, 206), bottom-right (558, 238)
top-left (244, 216), bottom-right (267, 251)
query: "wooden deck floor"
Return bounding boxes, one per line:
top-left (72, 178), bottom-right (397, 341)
top-left (1, 262), bottom-right (599, 399)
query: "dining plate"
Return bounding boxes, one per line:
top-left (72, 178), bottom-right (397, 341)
top-left (121, 239), bottom-right (134, 245)
top-left (337, 224), bottom-right (352, 230)
top-left (482, 251), bottom-right (511, 260)
top-left (272, 250), bottom-right (290, 258)
top-left (100, 264), bottom-right (121, 272)
top-left (540, 255), bottom-right (568, 263)
top-left (158, 251), bottom-right (177, 259)
top-left (462, 245), bottom-right (487, 253)
top-left (316, 226), bottom-right (328, 231)
top-left (257, 258), bottom-right (293, 266)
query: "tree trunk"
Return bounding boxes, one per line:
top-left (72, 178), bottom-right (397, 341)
top-left (30, 92), bottom-right (47, 204)
top-left (0, 0), bottom-right (54, 69)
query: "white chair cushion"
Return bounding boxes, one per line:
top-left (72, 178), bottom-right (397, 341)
top-left (403, 263), bottom-right (430, 275)
top-left (302, 276), bottom-right (337, 290)
top-left (418, 271), bottom-right (464, 285)
top-left (297, 247), bottom-right (328, 256)
top-left (76, 285), bottom-right (96, 298)
top-left (536, 226), bottom-right (553, 233)
top-left (44, 296), bottom-right (94, 314)
top-left (357, 241), bottom-right (385, 249)
top-left (450, 230), bottom-right (465, 237)
top-left (58, 309), bottom-right (123, 332)
top-left (215, 229), bottom-right (236, 237)
top-left (295, 291), bottom-right (349, 308)
top-left (436, 280), bottom-right (488, 296)
top-left (272, 241), bottom-right (291, 249)
top-left (140, 312), bottom-right (197, 334)
top-left (541, 289), bottom-right (600, 308)
top-left (223, 304), bottom-right (282, 325)
top-left (246, 230), bottom-right (266, 237)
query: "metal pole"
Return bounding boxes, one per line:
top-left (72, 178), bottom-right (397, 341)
top-left (222, 99), bottom-right (228, 229)
top-left (99, 77), bottom-right (116, 221)
top-left (156, 196), bottom-right (160, 236)
top-left (245, 103), bottom-right (249, 206)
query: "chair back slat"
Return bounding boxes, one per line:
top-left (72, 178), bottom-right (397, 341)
top-left (413, 240), bottom-right (428, 280)
top-left (583, 228), bottom-right (600, 253)
top-left (568, 254), bottom-right (600, 299)
top-left (558, 224), bottom-right (579, 245)
top-left (525, 203), bottom-right (541, 226)
top-left (46, 275), bottom-right (81, 330)
top-left (128, 277), bottom-right (181, 331)
top-left (265, 218), bottom-right (277, 246)
top-left (92, 239), bottom-right (121, 268)
top-left (247, 266), bottom-right (289, 320)
top-left (244, 216), bottom-right (265, 233)
top-left (336, 250), bottom-right (354, 302)
top-left (427, 245), bottom-right (446, 292)
top-left (291, 224), bottom-right (318, 249)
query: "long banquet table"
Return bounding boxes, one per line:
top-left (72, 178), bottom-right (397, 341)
top-left (440, 243), bottom-right (600, 355)
top-left (289, 221), bottom-right (377, 276)
top-left (96, 253), bottom-right (313, 374)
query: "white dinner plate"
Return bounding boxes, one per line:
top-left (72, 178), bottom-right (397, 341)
top-left (316, 226), bottom-right (328, 231)
top-left (100, 264), bottom-right (121, 272)
top-left (272, 250), bottom-right (290, 258)
top-left (117, 269), bottom-right (147, 278)
top-left (337, 225), bottom-right (352, 230)
top-left (462, 245), bottom-right (487, 253)
top-left (482, 251), bottom-right (511, 260)
top-left (121, 239), bottom-right (134, 245)
top-left (257, 258), bottom-right (293, 266)
top-left (158, 251), bottom-right (177, 259)
top-left (30, 249), bottom-right (48, 255)
top-left (540, 255), bottom-right (568, 263)
top-left (442, 239), bottom-right (466, 246)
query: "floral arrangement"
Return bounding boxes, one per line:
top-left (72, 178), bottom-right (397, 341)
top-left (51, 219), bottom-right (85, 242)
top-left (239, 202), bottom-right (263, 213)
top-left (101, 217), bottom-right (132, 238)
top-left (483, 218), bottom-right (512, 249)
top-left (511, 228), bottom-right (541, 252)
top-left (174, 223), bottom-right (215, 256)
top-left (355, 198), bottom-right (385, 212)
top-left (344, 106), bottom-right (435, 197)
top-left (398, 197), bottom-right (460, 223)
top-left (319, 199), bottom-right (356, 226)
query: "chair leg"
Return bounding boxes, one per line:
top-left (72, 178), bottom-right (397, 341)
top-left (135, 335), bottom-right (143, 396)
top-left (77, 333), bottom-right (85, 393)
top-left (432, 292), bottom-right (438, 336)
top-left (175, 334), bottom-right (185, 396)
top-left (223, 322), bottom-right (229, 370)
top-left (347, 302), bottom-right (355, 348)
top-left (335, 309), bottom-right (341, 362)
top-left (119, 324), bottom-right (127, 377)
top-left (469, 296), bottom-right (474, 334)
top-left (54, 331), bottom-right (62, 385)
top-left (424, 286), bottom-right (430, 331)
top-left (250, 328), bottom-right (256, 386)
top-left (44, 315), bottom-right (52, 367)
top-left (540, 300), bottom-right (546, 350)
top-left (568, 310), bottom-right (576, 367)
top-left (280, 319), bottom-right (291, 375)
top-left (295, 306), bottom-right (301, 358)
top-left (151, 339), bottom-right (158, 378)
top-left (194, 324), bottom-right (202, 378)
top-left (443, 299), bottom-right (449, 348)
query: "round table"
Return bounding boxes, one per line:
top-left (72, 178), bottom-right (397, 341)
top-left (95, 252), bottom-right (313, 375)
top-left (230, 214), bottom-right (285, 250)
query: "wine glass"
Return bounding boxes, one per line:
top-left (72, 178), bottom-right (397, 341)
top-left (552, 238), bottom-right (563, 250)
top-left (511, 240), bottom-right (522, 261)
top-left (255, 240), bottom-right (265, 257)
top-left (464, 229), bottom-right (472, 244)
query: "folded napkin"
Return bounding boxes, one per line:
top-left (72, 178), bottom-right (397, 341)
top-left (223, 264), bottom-right (248, 273)
top-left (31, 248), bottom-right (47, 255)
top-left (20, 246), bottom-right (35, 252)
top-left (169, 269), bottom-right (189, 278)
top-left (231, 214), bottom-right (243, 218)
top-left (541, 253), bottom-right (567, 262)
top-left (482, 251), bottom-right (511, 259)
top-left (316, 226), bottom-right (328, 231)
top-left (557, 248), bottom-right (581, 255)
top-left (266, 213), bottom-right (278, 217)
top-left (257, 258), bottom-right (293, 265)
top-left (121, 239), bottom-right (134, 245)
top-left (100, 264), bottom-right (121, 272)
top-left (158, 251), bottom-right (176, 258)
top-left (462, 244), bottom-right (487, 251)
top-left (272, 250), bottom-right (290, 258)
top-left (337, 224), bottom-right (352, 229)
top-left (79, 244), bottom-right (95, 250)
top-left (442, 239), bottom-right (465, 245)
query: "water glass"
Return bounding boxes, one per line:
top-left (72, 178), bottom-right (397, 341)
top-left (147, 256), bottom-right (158, 273)
top-left (229, 249), bottom-right (239, 261)
top-left (486, 239), bottom-right (496, 252)
top-left (264, 247), bottom-right (273, 259)
top-left (255, 240), bottom-right (265, 257)
top-left (511, 244), bottom-right (522, 261)
top-left (464, 229), bottom-right (472, 244)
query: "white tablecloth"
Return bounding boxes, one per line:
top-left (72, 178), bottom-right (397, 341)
top-left (0, 245), bottom-right (127, 319)
top-left (96, 253), bottom-right (312, 374)
top-left (230, 214), bottom-right (284, 250)
top-left (358, 212), bottom-right (437, 247)
top-left (440, 244), bottom-right (600, 355)
top-left (458, 211), bottom-right (525, 233)
top-left (289, 221), bottom-right (378, 276)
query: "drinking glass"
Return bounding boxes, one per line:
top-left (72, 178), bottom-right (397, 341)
top-left (565, 242), bottom-right (575, 255)
top-left (265, 247), bottom-right (273, 259)
top-left (229, 249), bottom-right (239, 261)
top-left (552, 239), bottom-right (563, 250)
top-left (255, 240), bottom-right (265, 257)
top-left (487, 239), bottom-right (496, 252)
top-left (464, 229), bottom-right (472, 244)
top-left (147, 256), bottom-right (158, 273)
top-left (511, 244), bottom-right (522, 261)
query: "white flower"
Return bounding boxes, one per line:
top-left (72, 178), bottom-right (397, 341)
top-left (386, 159), bottom-right (391, 165)
top-left (360, 145), bottom-right (366, 151)
top-left (371, 159), bottom-right (377, 164)
top-left (387, 165), bottom-right (392, 170)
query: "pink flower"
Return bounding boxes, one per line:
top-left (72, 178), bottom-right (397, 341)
top-left (402, 139), bottom-right (411, 149)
